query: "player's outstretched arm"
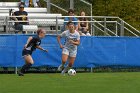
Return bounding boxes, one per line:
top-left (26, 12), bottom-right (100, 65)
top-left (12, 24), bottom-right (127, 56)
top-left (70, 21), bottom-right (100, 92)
top-left (36, 46), bottom-right (48, 52)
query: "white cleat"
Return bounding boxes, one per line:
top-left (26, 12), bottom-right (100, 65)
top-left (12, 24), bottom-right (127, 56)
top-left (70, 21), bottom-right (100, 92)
top-left (57, 65), bottom-right (64, 71)
top-left (61, 70), bottom-right (66, 76)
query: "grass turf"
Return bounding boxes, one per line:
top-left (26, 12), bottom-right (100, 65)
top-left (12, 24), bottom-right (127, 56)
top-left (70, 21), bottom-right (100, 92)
top-left (0, 72), bottom-right (140, 93)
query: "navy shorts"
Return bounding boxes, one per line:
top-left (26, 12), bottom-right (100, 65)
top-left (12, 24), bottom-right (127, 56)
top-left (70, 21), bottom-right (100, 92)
top-left (22, 49), bottom-right (32, 57)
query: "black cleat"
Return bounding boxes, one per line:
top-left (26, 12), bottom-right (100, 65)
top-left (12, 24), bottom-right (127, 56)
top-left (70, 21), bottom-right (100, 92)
top-left (18, 72), bottom-right (24, 76)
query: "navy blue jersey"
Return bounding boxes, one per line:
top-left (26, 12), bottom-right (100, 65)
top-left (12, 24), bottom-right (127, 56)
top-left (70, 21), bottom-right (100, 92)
top-left (25, 36), bottom-right (41, 52)
top-left (14, 11), bottom-right (28, 25)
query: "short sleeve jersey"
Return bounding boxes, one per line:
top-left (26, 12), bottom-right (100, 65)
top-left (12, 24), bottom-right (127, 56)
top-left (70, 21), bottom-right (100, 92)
top-left (25, 36), bottom-right (41, 52)
top-left (60, 30), bottom-right (80, 51)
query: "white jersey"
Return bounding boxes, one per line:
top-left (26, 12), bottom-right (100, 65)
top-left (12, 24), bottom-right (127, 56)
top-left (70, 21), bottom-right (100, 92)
top-left (60, 30), bottom-right (80, 51)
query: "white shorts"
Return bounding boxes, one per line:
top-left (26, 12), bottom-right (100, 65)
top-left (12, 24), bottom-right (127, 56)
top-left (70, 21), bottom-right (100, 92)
top-left (62, 48), bottom-right (77, 57)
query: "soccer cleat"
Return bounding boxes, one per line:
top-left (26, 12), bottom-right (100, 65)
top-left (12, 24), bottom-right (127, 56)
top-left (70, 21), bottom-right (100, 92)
top-left (57, 64), bottom-right (64, 71)
top-left (61, 70), bottom-right (66, 76)
top-left (18, 71), bottom-right (24, 76)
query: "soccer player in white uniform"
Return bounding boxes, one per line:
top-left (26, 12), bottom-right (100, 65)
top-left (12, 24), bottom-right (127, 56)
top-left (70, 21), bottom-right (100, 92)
top-left (57, 21), bottom-right (80, 75)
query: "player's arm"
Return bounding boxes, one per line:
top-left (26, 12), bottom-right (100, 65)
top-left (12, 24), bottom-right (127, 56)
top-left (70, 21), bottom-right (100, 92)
top-left (57, 35), bottom-right (63, 49)
top-left (57, 31), bottom-right (66, 48)
top-left (69, 40), bottom-right (80, 45)
top-left (69, 34), bottom-right (80, 45)
top-left (24, 36), bottom-right (33, 48)
top-left (36, 45), bottom-right (48, 52)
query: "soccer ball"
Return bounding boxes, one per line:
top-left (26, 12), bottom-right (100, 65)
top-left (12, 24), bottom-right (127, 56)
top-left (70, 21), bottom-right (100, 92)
top-left (68, 69), bottom-right (76, 76)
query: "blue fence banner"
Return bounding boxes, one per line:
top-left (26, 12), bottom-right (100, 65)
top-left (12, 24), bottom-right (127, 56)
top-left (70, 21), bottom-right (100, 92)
top-left (0, 35), bottom-right (140, 68)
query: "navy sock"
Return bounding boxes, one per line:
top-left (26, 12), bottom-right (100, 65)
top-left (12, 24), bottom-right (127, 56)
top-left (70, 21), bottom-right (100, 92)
top-left (20, 63), bottom-right (32, 73)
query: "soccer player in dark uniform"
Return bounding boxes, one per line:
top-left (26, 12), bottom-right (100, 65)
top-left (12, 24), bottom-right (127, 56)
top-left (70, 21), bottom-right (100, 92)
top-left (18, 29), bottom-right (48, 76)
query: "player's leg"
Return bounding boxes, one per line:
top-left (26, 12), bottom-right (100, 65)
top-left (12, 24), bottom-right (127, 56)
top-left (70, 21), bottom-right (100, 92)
top-left (58, 54), bottom-right (68, 71)
top-left (18, 55), bottom-right (34, 76)
top-left (62, 57), bottom-right (76, 74)
top-left (68, 57), bottom-right (76, 68)
top-left (58, 48), bottom-right (69, 71)
top-left (61, 50), bottom-right (76, 74)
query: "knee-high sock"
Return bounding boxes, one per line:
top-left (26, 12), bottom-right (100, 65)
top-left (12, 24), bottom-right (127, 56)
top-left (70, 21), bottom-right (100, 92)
top-left (20, 63), bottom-right (32, 73)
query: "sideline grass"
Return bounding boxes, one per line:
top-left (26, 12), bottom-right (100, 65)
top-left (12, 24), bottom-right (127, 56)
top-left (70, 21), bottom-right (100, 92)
top-left (0, 72), bottom-right (140, 93)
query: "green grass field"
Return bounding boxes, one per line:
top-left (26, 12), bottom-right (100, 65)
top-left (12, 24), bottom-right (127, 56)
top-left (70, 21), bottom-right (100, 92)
top-left (0, 72), bottom-right (140, 93)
